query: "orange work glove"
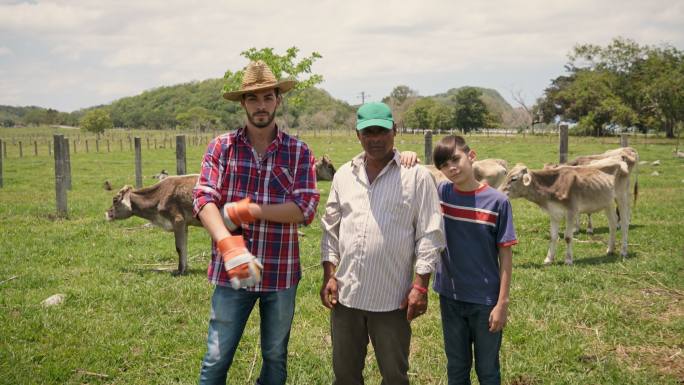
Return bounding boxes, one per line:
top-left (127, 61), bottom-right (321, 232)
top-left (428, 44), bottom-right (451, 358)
top-left (221, 197), bottom-right (256, 232)
top-left (217, 235), bottom-right (263, 289)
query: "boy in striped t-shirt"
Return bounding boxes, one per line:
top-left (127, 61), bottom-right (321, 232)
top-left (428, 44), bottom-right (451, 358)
top-left (432, 135), bottom-right (517, 385)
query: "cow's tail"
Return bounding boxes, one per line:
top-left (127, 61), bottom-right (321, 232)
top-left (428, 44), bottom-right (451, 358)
top-left (633, 153), bottom-right (639, 207)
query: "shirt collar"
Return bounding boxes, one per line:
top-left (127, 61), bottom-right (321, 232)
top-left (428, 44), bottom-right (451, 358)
top-left (236, 124), bottom-right (283, 151)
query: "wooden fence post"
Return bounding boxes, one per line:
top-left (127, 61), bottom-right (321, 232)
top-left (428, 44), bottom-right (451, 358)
top-left (19, 141), bottom-right (23, 158)
top-left (54, 134), bottom-right (67, 217)
top-left (134, 137), bottom-right (142, 188)
top-left (64, 137), bottom-right (72, 191)
top-left (48, 141), bottom-right (51, 156)
top-left (3, 141), bottom-right (7, 159)
top-left (96, 139), bottom-right (100, 153)
top-left (176, 135), bottom-right (186, 175)
top-left (559, 124), bottom-right (569, 164)
top-left (85, 139), bottom-right (89, 153)
top-left (154, 138), bottom-right (157, 149)
top-left (107, 139), bottom-right (110, 152)
top-left (620, 133), bottom-right (628, 147)
top-left (147, 137), bottom-right (150, 150)
top-left (424, 130), bottom-right (433, 165)
top-left (34, 141), bottom-right (38, 156)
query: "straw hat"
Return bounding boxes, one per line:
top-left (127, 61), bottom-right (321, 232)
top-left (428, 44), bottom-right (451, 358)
top-left (223, 60), bottom-right (297, 101)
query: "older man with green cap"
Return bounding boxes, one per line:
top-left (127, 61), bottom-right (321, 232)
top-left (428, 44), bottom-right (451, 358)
top-left (319, 102), bottom-right (445, 384)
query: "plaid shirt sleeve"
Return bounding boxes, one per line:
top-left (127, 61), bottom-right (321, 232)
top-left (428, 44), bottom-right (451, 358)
top-left (291, 144), bottom-right (320, 225)
top-left (192, 136), bottom-right (226, 217)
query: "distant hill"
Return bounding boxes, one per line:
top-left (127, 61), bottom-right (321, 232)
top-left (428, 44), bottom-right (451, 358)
top-left (1, 82), bottom-right (512, 131)
top-left (432, 87), bottom-right (514, 118)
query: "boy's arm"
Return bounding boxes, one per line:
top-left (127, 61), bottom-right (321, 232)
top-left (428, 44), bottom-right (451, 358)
top-left (489, 246), bottom-right (512, 332)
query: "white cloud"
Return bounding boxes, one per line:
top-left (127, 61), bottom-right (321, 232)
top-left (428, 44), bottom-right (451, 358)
top-left (0, 0), bottom-right (682, 110)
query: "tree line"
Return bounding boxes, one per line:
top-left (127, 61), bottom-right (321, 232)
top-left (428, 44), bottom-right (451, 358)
top-left (3, 38), bottom-right (681, 137)
top-left (535, 37), bottom-right (684, 138)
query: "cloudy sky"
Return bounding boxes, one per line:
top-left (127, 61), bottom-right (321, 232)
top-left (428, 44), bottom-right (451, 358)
top-left (1, 0), bottom-right (682, 112)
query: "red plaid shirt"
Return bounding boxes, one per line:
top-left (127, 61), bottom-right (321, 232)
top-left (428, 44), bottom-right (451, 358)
top-left (192, 126), bottom-right (319, 291)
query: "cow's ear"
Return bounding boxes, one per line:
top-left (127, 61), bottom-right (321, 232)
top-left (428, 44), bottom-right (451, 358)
top-left (121, 185), bottom-right (133, 194)
top-left (522, 173), bottom-right (532, 186)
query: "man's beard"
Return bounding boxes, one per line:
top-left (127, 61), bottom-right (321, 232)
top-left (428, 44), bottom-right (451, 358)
top-left (247, 110), bottom-right (277, 128)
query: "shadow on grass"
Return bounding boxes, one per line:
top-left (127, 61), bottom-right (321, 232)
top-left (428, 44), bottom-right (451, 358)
top-left (574, 223), bottom-right (644, 235)
top-left (516, 252), bottom-right (637, 269)
top-left (119, 266), bottom-right (206, 277)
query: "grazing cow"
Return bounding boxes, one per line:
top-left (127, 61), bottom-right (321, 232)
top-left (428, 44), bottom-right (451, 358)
top-left (105, 174), bottom-right (201, 275)
top-left (502, 162), bottom-right (629, 265)
top-left (314, 155), bottom-right (336, 181)
top-left (566, 147), bottom-right (639, 233)
top-left (427, 158), bottom-right (509, 188)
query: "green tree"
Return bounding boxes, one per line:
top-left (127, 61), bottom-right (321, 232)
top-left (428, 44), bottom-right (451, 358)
top-left (223, 47), bottom-right (324, 125)
top-left (403, 98), bottom-right (436, 130)
top-left (427, 102), bottom-right (454, 131)
top-left (176, 106), bottom-right (218, 132)
top-left (543, 37), bottom-right (684, 137)
top-left (80, 109), bottom-right (113, 134)
top-left (453, 87), bottom-right (488, 132)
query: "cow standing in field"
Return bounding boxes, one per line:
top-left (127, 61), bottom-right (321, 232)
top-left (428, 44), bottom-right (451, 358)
top-left (502, 162), bottom-right (629, 265)
top-left (105, 174), bottom-right (200, 275)
top-left (427, 158), bottom-right (509, 188)
top-left (567, 147), bottom-right (639, 233)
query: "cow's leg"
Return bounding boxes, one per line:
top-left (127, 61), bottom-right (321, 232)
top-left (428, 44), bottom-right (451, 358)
top-left (586, 214), bottom-right (594, 234)
top-left (564, 211), bottom-right (576, 265)
top-left (544, 217), bottom-right (560, 265)
top-left (173, 224), bottom-right (188, 275)
top-left (604, 206), bottom-right (617, 256)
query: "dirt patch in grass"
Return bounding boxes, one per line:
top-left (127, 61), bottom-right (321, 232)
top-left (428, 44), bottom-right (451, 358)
top-left (508, 375), bottom-right (541, 385)
top-left (614, 344), bottom-right (684, 381)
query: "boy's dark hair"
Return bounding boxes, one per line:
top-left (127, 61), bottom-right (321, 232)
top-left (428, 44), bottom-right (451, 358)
top-left (433, 135), bottom-right (471, 169)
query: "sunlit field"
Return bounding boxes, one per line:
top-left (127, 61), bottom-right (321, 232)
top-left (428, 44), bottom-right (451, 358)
top-left (1, 127), bottom-right (682, 384)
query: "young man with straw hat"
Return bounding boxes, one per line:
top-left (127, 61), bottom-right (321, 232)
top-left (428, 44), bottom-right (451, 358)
top-left (193, 60), bottom-right (320, 385)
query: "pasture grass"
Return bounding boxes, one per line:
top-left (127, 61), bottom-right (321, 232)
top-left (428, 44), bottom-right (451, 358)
top-left (1, 129), bottom-right (682, 384)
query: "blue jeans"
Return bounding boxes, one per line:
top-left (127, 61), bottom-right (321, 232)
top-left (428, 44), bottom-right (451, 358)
top-left (199, 284), bottom-right (297, 385)
top-left (440, 296), bottom-right (502, 385)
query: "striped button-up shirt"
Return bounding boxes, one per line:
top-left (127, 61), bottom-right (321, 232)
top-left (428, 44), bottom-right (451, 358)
top-left (320, 150), bottom-right (445, 311)
top-left (193, 126), bottom-right (320, 291)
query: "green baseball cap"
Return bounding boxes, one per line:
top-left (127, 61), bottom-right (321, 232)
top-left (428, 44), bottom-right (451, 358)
top-left (356, 102), bottom-right (394, 131)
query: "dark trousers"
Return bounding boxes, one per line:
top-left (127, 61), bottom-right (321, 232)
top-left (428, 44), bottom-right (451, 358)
top-left (331, 303), bottom-right (411, 385)
top-left (440, 296), bottom-right (502, 385)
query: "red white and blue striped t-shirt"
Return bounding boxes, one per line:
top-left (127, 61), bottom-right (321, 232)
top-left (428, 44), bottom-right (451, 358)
top-left (192, 127), bottom-right (320, 291)
top-left (433, 182), bottom-right (517, 305)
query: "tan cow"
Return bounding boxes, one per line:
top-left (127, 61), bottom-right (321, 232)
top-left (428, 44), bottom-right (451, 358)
top-left (314, 155), bottom-right (336, 181)
top-left (105, 174), bottom-right (201, 275)
top-left (502, 162), bottom-right (629, 265)
top-left (567, 147), bottom-right (639, 233)
top-left (426, 158), bottom-right (509, 188)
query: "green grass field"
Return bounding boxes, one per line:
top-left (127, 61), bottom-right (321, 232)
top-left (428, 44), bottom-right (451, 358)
top-left (1, 128), bottom-right (682, 384)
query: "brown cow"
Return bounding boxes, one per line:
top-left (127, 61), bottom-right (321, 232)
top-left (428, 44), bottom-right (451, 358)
top-left (426, 158), bottom-right (509, 188)
top-left (314, 155), bottom-right (336, 181)
top-left (105, 174), bottom-right (201, 275)
top-left (502, 162), bottom-right (629, 265)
